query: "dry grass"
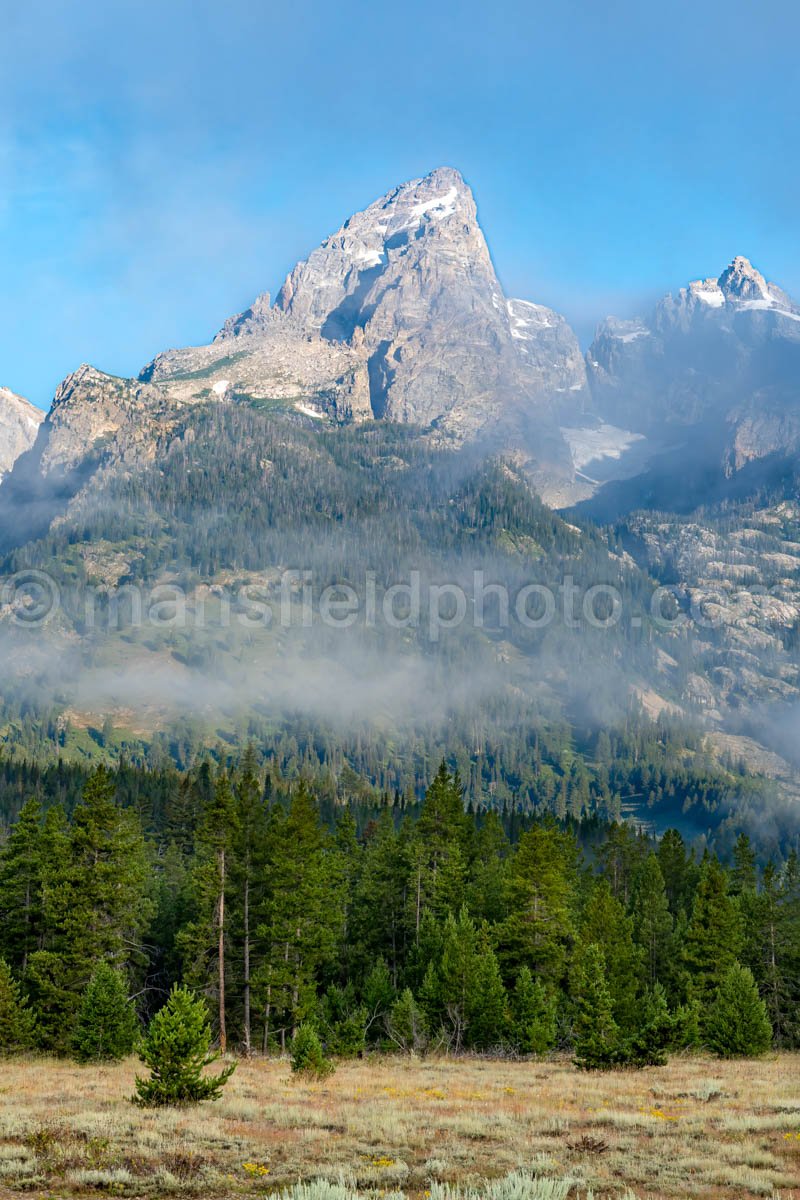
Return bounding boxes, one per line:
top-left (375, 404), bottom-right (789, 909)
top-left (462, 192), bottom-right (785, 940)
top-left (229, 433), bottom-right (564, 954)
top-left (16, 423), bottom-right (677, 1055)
top-left (0, 1053), bottom-right (797, 1198)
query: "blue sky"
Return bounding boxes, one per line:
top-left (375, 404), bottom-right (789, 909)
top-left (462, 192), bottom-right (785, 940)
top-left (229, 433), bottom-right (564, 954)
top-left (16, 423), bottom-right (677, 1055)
top-left (2, 0), bottom-right (799, 408)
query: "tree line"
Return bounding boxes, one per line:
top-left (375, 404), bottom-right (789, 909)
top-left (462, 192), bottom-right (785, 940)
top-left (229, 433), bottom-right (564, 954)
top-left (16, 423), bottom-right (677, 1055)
top-left (0, 702), bottom-right (784, 863)
top-left (0, 756), bottom-right (796, 1067)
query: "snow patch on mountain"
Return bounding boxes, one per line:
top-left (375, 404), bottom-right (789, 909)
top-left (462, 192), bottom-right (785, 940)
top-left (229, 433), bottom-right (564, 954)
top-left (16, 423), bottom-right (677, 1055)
top-left (410, 186), bottom-right (459, 220)
top-left (561, 423), bottom-right (645, 471)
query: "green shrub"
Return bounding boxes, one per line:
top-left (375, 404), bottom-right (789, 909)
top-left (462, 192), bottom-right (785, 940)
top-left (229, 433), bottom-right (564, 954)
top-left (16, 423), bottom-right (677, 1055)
top-left (319, 984), bottom-right (367, 1057)
top-left (291, 1022), bottom-right (334, 1078)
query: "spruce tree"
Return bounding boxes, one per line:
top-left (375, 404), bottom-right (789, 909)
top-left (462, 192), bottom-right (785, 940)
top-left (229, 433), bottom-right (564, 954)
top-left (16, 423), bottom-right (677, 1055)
top-left (73, 963), bottom-right (139, 1063)
top-left (387, 987), bottom-right (428, 1052)
top-left (499, 823), bottom-right (577, 986)
top-left (511, 966), bottom-right (557, 1055)
top-left (632, 853), bottom-right (673, 987)
top-left (705, 963), bottom-right (772, 1059)
top-left (0, 959), bottom-right (36, 1053)
top-left (683, 856), bottom-right (744, 1002)
top-left (578, 878), bottom-right (641, 1033)
top-left (626, 983), bottom-right (676, 1067)
top-left (572, 944), bottom-right (621, 1069)
top-left (133, 985), bottom-right (235, 1107)
top-left (0, 799), bottom-right (44, 974)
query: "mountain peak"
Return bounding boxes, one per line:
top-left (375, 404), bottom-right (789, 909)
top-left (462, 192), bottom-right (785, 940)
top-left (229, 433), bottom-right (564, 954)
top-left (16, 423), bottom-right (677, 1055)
top-left (718, 255), bottom-right (771, 301)
top-left (274, 166), bottom-right (477, 334)
top-left (143, 165), bottom-right (584, 466)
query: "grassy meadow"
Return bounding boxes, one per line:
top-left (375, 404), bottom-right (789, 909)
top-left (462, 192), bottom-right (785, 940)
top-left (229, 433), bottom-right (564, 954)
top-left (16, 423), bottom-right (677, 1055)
top-left (0, 1054), bottom-right (797, 1199)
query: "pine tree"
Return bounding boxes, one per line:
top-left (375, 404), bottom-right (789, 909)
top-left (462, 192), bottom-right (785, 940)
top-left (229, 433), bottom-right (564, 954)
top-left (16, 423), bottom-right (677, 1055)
top-left (469, 929), bottom-right (508, 1051)
top-left (255, 784), bottom-right (345, 1051)
top-left (511, 967), bottom-right (557, 1055)
top-left (657, 828), bottom-right (696, 917)
top-left (73, 963), bottom-right (139, 1062)
top-left (231, 751), bottom-right (268, 1056)
top-left (28, 772), bottom-right (152, 1050)
top-left (683, 856), bottom-right (744, 1002)
top-left (205, 773), bottom-right (237, 1055)
top-left (419, 908), bottom-right (507, 1051)
top-left (753, 858), bottom-right (800, 1046)
top-left (626, 983), bottom-right (676, 1067)
top-left (318, 982), bottom-right (366, 1056)
top-left (0, 959), bottom-right (36, 1053)
top-left (498, 823), bottom-right (577, 986)
top-left (598, 822), bottom-right (647, 907)
top-left (149, 842), bottom-right (192, 993)
top-left (350, 810), bottom-right (409, 985)
top-left (632, 853), bottom-right (673, 987)
top-left (731, 833), bottom-right (758, 895)
top-left (409, 763), bottom-right (470, 935)
top-left (0, 799), bottom-right (44, 974)
top-left (681, 859), bottom-right (743, 998)
top-left (23, 951), bottom-right (72, 1052)
top-left (704, 963), bottom-right (772, 1058)
top-left (387, 988), bottom-right (428, 1052)
top-left (133, 985), bottom-right (236, 1107)
top-left (572, 944), bottom-right (621, 1070)
top-left (578, 878), bottom-right (641, 1033)
top-left (58, 767), bottom-right (152, 970)
top-left (466, 811), bottom-right (510, 925)
top-left (361, 959), bottom-right (395, 1045)
top-left (179, 773), bottom-right (239, 1051)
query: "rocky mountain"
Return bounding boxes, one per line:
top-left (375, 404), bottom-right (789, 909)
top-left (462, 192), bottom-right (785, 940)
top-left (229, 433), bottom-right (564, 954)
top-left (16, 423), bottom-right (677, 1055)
top-left (4, 185), bottom-right (800, 541)
top-left (268, 167), bottom-right (587, 433)
top-left (0, 167), bottom-right (591, 540)
top-left (1, 184), bottom-right (800, 829)
top-left (0, 387), bottom-right (43, 479)
top-left (587, 256), bottom-right (800, 474)
top-left (145, 167), bottom-right (587, 450)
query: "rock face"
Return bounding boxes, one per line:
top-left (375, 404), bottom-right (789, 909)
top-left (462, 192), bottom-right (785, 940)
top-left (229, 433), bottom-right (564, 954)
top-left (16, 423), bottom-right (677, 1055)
top-left (266, 167), bottom-right (586, 437)
top-left (142, 300), bottom-right (373, 425)
top-left (0, 387), bottom-right (44, 479)
top-left (42, 365), bottom-right (180, 474)
top-left (588, 256), bottom-right (800, 470)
